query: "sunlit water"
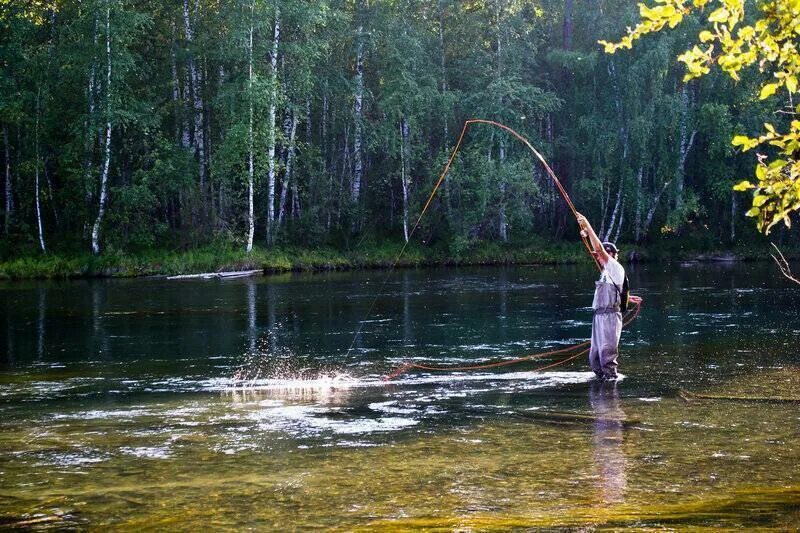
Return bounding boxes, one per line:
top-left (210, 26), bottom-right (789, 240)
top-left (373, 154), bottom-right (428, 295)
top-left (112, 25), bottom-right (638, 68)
top-left (1, 263), bottom-right (799, 529)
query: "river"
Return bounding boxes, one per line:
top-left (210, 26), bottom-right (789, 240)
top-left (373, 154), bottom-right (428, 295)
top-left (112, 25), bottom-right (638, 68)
top-left (1, 262), bottom-right (799, 528)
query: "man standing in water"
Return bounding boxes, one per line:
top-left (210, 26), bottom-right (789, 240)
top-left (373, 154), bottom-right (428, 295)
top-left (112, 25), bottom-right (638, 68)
top-left (575, 213), bottom-right (641, 380)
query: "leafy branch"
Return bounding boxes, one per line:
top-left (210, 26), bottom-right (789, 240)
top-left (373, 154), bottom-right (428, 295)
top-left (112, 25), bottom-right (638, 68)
top-left (600, 0), bottom-right (800, 233)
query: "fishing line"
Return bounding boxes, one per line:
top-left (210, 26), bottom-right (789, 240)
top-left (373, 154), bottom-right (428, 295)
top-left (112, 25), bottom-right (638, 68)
top-left (341, 119), bottom-right (639, 378)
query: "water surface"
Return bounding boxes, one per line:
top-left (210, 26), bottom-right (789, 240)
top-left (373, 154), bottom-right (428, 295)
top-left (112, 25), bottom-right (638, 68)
top-left (1, 263), bottom-right (799, 529)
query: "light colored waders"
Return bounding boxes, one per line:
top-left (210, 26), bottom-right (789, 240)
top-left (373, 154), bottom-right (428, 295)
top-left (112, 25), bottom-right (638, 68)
top-left (589, 281), bottom-right (622, 379)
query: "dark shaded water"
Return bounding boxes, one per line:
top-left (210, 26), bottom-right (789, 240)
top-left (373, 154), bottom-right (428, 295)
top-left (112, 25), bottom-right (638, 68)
top-left (1, 262), bottom-right (799, 529)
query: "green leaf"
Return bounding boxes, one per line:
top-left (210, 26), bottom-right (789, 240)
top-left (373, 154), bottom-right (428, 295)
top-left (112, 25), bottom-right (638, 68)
top-left (787, 76), bottom-right (798, 93)
top-left (732, 135), bottom-right (752, 146)
top-left (753, 194), bottom-right (769, 207)
top-left (733, 180), bottom-right (755, 191)
top-left (745, 207), bottom-right (760, 217)
top-left (760, 83), bottom-right (779, 100)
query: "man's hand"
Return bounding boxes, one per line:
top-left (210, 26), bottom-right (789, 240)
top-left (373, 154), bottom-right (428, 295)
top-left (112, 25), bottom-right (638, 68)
top-left (629, 295), bottom-right (643, 305)
top-left (575, 212), bottom-right (588, 230)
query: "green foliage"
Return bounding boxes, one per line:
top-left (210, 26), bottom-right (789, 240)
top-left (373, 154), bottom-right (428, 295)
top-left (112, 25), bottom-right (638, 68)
top-left (1, 0), bottom-right (795, 269)
top-left (601, 0), bottom-right (800, 234)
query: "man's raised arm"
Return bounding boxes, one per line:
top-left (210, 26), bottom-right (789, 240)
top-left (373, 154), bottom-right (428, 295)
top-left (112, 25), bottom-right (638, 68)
top-left (575, 212), bottom-right (609, 266)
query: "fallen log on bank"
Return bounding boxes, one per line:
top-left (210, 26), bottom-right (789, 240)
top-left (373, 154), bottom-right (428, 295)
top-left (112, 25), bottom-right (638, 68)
top-left (167, 269), bottom-right (262, 280)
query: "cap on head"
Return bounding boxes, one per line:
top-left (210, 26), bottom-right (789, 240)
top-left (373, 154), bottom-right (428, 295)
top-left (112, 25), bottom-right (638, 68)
top-left (602, 242), bottom-right (619, 255)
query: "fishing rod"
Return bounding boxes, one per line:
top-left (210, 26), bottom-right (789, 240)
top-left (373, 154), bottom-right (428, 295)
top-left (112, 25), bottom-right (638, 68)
top-left (340, 119), bottom-right (640, 378)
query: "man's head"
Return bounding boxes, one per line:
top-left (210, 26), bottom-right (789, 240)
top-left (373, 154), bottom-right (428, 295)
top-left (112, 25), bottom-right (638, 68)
top-left (602, 242), bottom-right (619, 259)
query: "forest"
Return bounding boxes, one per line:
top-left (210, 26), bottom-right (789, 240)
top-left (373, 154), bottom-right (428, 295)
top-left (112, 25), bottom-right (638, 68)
top-left (0, 0), bottom-right (792, 270)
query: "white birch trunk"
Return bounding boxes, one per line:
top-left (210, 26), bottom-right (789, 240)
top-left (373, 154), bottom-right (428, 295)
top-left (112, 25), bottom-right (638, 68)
top-left (183, 0), bottom-right (206, 191)
top-left (351, 4), bottom-right (365, 205)
top-left (642, 180), bottom-right (671, 237)
top-left (91, 1), bottom-right (112, 256)
top-left (400, 118), bottom-right (410, 243)
top-left (604, 176), bottom-right (623, 241)
top-left (613, 195), bottom-right (625, 243)
top-left (34, 92), bottom-right (45, 253)
top-left (266, 4), bottom-right (280, 244)
top-left (246, 1), bottom-right (254, 253)
top-left (675, 86), bottom-right (696, 210)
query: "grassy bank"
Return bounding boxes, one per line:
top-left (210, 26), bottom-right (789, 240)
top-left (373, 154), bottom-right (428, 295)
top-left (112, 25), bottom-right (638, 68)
top-left (0, 238), bottom-right (790, 280)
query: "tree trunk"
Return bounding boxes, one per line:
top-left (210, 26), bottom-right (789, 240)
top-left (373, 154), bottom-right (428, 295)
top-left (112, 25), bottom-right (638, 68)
top-left (91, 1), bottom-right (112, 256)
top-left (34, 91), bottom-right (46, 254)
top-left (400, 117), bottom-right (410, 242)
top-left (634, 164), bottom-right (643, 242)
top-left (351, 0), bottom-right (365, 206)
top-left (277, 111), bottom-right (297, 226)
top-left (613, 195), bottom-right (625, 243)
top-left (183, 0), bottom-right (206, 193)
top-left (3, 125), bottom-right (12, 234)
top-left (675, 85), bottom-right (696, 211)
top-left (642, 179), bottom-right (671, 239)
top-left (563, 0), bottom-right (573, 49)
top-left (265, 4), bottom-right (280, 244)
top-left (498, 139), bottom-right (508, 242)
top-left (604, 175), bottom-right (623, 241)
top-left (246, 0), bottom-right (254, 253)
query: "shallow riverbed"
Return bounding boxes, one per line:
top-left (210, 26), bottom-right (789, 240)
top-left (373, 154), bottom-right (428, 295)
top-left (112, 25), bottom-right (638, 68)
top-left (1, 262), bottom-right (799, 529)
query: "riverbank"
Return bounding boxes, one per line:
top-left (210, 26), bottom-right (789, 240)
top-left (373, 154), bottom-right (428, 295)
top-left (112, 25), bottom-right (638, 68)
top-left (0, 238), bottom-right (790, 280)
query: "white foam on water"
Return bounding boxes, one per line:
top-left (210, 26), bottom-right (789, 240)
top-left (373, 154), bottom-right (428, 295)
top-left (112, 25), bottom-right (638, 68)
top-left (120, 446), bottom-right (172, 459)
top-left (400, 370), bottom-right (607, 387)
top-left (244, 404), bottom-right (419, 435)
top-left (52, 408), bottom-right (151, 420)
top-left (368, 400), bottom-right (416, 415)
top-left (211, 369), bottom-right (610, 396)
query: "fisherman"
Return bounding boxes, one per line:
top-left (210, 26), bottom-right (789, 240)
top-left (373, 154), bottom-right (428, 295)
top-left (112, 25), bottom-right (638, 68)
top-left (575, 213), bottom-right (641, 380)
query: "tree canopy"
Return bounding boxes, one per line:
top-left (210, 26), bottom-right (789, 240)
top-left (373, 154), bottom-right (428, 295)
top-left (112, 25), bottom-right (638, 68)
top-left (600, 0), bottom-right (800, 234)
top-left (0, 0), bottom-right (788, 258)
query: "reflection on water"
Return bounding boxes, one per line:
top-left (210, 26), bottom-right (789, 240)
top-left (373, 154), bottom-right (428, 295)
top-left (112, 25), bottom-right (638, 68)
top-left (1, 262), bottom-right (800, 528)
top-left (590, 380), bottom-right (627, 505)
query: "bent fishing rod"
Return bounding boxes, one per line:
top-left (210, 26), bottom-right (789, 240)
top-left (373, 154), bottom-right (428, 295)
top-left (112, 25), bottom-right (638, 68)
top-left (339, 119), bottom-right (641, 379)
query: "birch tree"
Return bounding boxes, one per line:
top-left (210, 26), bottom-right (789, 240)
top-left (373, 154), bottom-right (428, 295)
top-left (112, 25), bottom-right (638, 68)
top-left (90, 0), bottom-right (112, 255)
top-left (265, 3), bottom-right (280, 244)
top-left (351, 0), bottom-right (366, 207)
top-left (34, 90), bottom-right (45, 253)
top-left (245, 0), bottom-right (255, 252)
top-left (182, 0), bottom-right (206, 193)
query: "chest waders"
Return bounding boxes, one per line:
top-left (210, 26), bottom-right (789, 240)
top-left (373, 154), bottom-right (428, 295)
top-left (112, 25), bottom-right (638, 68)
top-left (590, 280), bottom-right (622, 379)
